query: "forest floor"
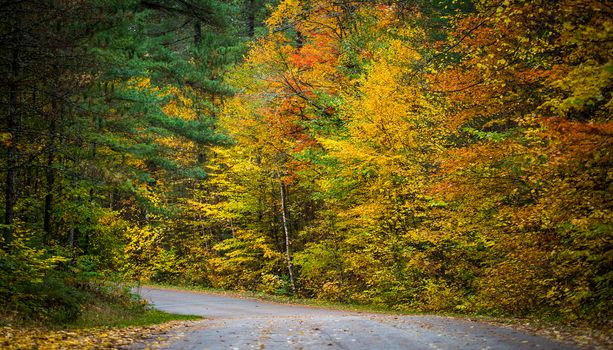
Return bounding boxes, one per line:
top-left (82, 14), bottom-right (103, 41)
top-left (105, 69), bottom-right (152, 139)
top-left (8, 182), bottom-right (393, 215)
top-left (129, 286), bottom-right (611, 350)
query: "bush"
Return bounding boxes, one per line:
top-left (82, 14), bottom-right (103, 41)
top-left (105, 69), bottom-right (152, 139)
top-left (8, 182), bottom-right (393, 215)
top-left (0, 236), bottom-right (69, 322)
top-left (34, 272), bottom-right (85, 323)
top-left (0, 234), bottom-right (138, 325)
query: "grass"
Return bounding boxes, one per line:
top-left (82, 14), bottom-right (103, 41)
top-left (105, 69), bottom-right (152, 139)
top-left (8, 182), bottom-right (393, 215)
top-left (0, 284), bottom-right (202, 350)
top-left (0, 286), bottom-right (201, 330)
top-left (70, 296), bottom-right (200, 329)
top-left (1, 296), bottom-right (201, 350)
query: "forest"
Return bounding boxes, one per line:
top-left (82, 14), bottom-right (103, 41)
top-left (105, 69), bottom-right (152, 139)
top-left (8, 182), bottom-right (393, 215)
top-left (0, 0), bottom-right (611, 330)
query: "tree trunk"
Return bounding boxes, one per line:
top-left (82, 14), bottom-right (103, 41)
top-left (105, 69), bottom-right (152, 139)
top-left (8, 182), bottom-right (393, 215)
top-left (194, 20), bottom-right (202, 45)
top-left (44, 113), bottom-right (56, 241)
top-left (5, 83), bottom-right (17, 243)
top-left (296, 30), bottom-right (304, 48)
top-left (246, 0), bottom-right (255, 37)
top-left (4, 13), bottom-right (20, 246)
top-left (68, 227), bottom-right (74, 250)
top-left (278, 173), bottom-right (296, 295)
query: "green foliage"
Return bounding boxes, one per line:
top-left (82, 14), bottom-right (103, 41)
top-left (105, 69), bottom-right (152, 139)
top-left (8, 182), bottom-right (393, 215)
top-left (0, 0), bottom-right (610, 329)
top-left (0, 0), bottom-right (250, 325)
top-left (0, 235), bottom-right (68, 318)
top-left (0, 233), bottom-right (124, 324)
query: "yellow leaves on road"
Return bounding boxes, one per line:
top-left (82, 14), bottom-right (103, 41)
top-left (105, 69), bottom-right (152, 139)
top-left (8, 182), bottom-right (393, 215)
top-left (0, 321), bottom-right (190, 350)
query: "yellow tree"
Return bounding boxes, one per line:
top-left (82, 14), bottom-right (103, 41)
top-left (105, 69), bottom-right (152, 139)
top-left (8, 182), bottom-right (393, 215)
top-left (217, 0), bottom-right (355, 294)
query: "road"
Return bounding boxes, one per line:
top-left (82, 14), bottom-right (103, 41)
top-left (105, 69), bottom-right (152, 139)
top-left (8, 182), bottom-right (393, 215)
top-left (135, 287), bottom-right (578, 350)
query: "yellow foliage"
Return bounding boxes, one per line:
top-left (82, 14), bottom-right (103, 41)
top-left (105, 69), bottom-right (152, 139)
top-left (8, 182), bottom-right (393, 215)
top-left (265, 0), bottom-right (302, 29)
top-left (0, 322), bottom-right (187, 349)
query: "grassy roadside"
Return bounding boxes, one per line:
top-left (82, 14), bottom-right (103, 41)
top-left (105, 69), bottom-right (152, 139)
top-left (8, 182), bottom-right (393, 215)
top-left (0, 286), bottom-right (201, 350)
top-left (71, 295), bottom-right (200, 329)
top-left (143, 283), bottom-right (612, 350)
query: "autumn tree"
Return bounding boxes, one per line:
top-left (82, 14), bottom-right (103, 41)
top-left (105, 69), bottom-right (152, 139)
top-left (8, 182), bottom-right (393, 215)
top-left (212, 0), bottom-right (612, 323)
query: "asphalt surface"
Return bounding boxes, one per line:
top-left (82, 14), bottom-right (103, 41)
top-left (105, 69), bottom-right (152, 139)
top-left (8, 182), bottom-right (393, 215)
top-left (135, 287), bottom-right (578, 350)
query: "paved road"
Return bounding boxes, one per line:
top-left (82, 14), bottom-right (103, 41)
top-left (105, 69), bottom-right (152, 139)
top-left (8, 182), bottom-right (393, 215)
top-left (136, 287), bottom-right (578, 350)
